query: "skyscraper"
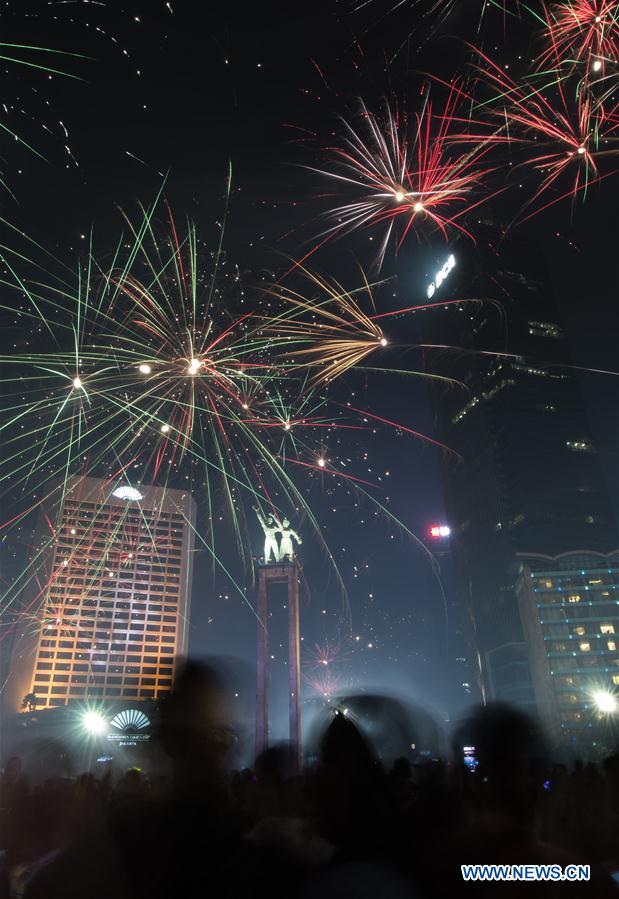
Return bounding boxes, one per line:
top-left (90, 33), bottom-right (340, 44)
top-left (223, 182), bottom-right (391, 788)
top-left (427, 223), bottom-right (618, 711)
top-left (7, 476), bottom-right (196, 711)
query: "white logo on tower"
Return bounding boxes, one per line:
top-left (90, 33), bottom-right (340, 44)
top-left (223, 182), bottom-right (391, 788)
top-left (427, 254), bottom-right (456, 299)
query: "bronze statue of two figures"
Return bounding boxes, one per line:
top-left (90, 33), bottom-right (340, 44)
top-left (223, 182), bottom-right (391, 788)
top-left (254, 507), bottom-right (302, 563)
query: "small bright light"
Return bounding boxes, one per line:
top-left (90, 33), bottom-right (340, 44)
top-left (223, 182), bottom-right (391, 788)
top-left (413, 201), bottom-right (424, 213)
top-left (70, 528), bottom-right (76, 535)
top-left (592, 59), bottom-right (602, 72)
top-left (284, 423), bottom-right (291, 431)
top-left (138, 363), bottom-right (152, 374)
top-left (161, 423), bottom-right (170, 433)
top-left (317, 457), bottom-right (326, 468)
top-left (429, 524), bottom-right (451, 538)
top-left (577, 146), bottom-right (586, 155)
top-left (72, 377), bottom-right (82, 389)
top-left (394, 190), bottom-right (405, 202)
top-left (187, 358), bottom-right (202, 375)
top-left (242, 403), bottom-right (249, 410)
top-left (595, 15), bottom-right (601, 23)
top-left (593, 691), bottom-right (617, 714)
top-left (83, 710), bottom-right (107, 735)
top-left (379, 337), bottom-right (388, 347)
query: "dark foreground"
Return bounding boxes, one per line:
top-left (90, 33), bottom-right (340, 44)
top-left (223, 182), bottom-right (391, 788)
top-left (1, 662), bottom-right (618, 898)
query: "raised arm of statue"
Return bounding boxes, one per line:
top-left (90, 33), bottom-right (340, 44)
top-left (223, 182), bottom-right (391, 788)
top-left (253, 506), bottom-right (267, 532)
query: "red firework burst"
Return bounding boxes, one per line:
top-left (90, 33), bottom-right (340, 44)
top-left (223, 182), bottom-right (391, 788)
top-left (536, 1), bottom-right (619, 76)
top-left (474, 45), bottom-right (619, 219)
top-left (309, 84), bottom-right (502, 267)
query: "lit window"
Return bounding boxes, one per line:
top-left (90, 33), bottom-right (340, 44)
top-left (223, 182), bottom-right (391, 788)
top-left (608, 641), bottom-right (617, 652)
top-left (568, 594), bottom-right (581, 603)
top-left (543, 579), bottom-right (553, 589)
top-left (579, 642), bottom-right (591, 652)
top-left (601, 624), bottom-right (615, 635)
top-left (527, 320), bottom-right (563, 339)
top-left (573, 626), bottom-right (586, 637)
top-left (566, 440), bottom-right (593, 452)
top-left (535, 402), bottom-right (557, 413)
top-left (613, 675), bottom-right (619, 686)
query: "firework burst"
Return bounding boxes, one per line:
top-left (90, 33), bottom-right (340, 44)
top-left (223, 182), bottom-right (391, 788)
top-left (265, 264), bottom-right (388, 385)
top-left (473, 45), bottom-right (619, 219)
top-left (0, 181), bottom-right (470, 645)
top-left (308, 86), bottom-right (501, 267)
top-left (303, 666), bottom-right (348, 699)
top-left (535, 1), bottom-right (619, 76)
top-left (1, 192), bottom-right (403, 613)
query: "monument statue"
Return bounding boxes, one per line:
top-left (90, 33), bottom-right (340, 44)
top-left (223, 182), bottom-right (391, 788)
top-left (279, 517), bottom-right (302, 561)
top-left (254, 508), bottom-right (302, 562)
top-left (254, 507), bottom-right (280, 563)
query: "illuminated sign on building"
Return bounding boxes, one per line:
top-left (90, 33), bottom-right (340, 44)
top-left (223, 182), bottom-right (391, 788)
top-left (427, 254), bottom-right (456, 299)
top-left (107, 708), bottom-right (151, 746)
top-left (112, 486), bottom-right (144, 501)
top-left (429, 525), bottom-right (451, 538)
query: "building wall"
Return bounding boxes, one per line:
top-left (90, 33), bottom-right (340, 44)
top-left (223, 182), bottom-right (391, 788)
top-left (485, 641), bottom-right (538, 715)
top-left (7, 477), bottom-right (195, 711)
top-left (515, 550), bottom-right (619, 752)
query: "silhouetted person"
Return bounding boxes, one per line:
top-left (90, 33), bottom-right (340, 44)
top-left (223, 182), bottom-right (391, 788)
top-left (388, 757), bottom-right (416, 813)
top-left (315, 711), bottom-right (395, 859)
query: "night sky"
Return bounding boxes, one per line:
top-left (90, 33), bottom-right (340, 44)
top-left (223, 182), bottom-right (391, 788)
top-left (1, 1), bottom-right (618, 737)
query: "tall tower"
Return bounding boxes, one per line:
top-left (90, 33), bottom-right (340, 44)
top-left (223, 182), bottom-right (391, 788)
top-left (255, 559), bottom-right (302, 772)
top-left (7, 476), bottom-right (196, 711)
top-left (427, 224), bottom-right (617, 710)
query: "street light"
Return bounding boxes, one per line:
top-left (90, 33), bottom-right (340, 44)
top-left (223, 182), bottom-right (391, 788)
top-left (82, 710), bottom-right (107, 735)
top-left (592, 690), bottom-right (617, 714)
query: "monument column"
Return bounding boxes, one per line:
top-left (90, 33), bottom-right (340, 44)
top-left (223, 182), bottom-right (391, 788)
top-left (255, 571), bottom-right (269, 760)
top-left (254, 560), bottom-right (303, 772)
top-left (288, 565), bottom-right (301, 772)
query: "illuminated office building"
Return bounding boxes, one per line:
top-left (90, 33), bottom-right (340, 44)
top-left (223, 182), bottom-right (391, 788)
top-left (515, 550), bottom-right (619, 752)
top-left (12, 476), bottom-right (195, 709)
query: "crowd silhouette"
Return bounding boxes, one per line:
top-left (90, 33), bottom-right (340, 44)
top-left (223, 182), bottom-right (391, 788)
top-left (1, 660), bottom-right (617, 897)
